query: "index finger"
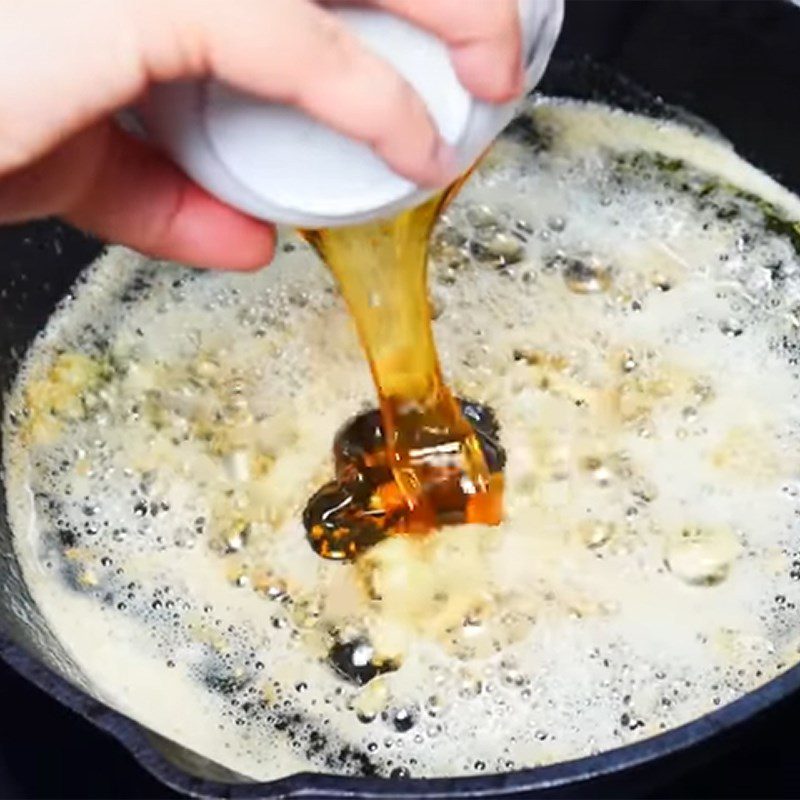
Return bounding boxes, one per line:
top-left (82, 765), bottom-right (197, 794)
top-left (324, 0), bottom-right (524, 103)
top-left (135, 0), bottom-right (459, 187)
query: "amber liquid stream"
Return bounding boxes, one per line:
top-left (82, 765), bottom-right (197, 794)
top-left (301, 186), bottom-right (504, 560)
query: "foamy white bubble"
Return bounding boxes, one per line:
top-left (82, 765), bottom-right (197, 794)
top-left (5, 99), bottom-right (800, 780)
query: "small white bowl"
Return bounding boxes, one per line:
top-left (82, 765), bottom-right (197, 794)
top-left (131, 0), bottom-right (563, 228)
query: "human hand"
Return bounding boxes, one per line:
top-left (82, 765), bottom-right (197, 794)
top-left (0, 0), bottom-right (522, 270)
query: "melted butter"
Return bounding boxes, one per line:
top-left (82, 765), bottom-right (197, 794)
top-left (8, 98), bottom-right (800, 781)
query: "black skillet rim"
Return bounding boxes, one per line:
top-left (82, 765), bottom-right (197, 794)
top-left (3, 626), bottom-right (800, 798)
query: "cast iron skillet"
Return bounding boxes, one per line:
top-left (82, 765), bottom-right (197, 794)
top-left (2, 2), bottom-right (800, 797)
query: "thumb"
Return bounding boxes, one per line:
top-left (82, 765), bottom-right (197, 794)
top-left (0, 122), bottom-right (275, 271)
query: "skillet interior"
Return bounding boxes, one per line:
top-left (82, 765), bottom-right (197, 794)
top-left (1, 1), bottom-right (800, 797)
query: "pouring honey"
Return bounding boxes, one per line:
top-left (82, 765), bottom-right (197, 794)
top-left (301, 185), bottom-right (506, 561)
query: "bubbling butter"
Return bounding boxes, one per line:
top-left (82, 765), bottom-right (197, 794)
top-left (6, 98), bottom-right (800, 780)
